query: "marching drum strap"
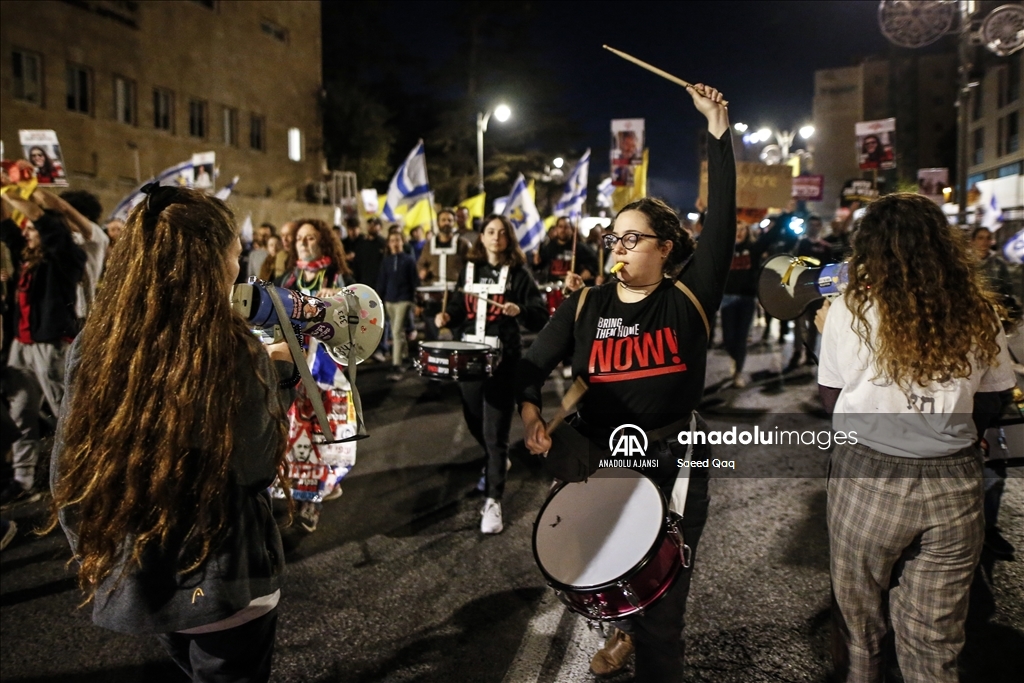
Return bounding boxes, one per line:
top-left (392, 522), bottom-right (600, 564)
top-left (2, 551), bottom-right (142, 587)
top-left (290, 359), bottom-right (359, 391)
top-left (342, 289), bottom-right (369, 442)
top-left (674, 281), bottom-right (709, 339)
top-left (267, 284), bottom-right (334, 442)
top-left (668, 413), bottom-right (698, 516)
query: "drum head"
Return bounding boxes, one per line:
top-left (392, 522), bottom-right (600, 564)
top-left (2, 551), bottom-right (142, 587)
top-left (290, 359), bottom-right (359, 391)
top-left (420, 340), bottom-right (493, 351)
top-left (535, 468), bottom-right (664, 589)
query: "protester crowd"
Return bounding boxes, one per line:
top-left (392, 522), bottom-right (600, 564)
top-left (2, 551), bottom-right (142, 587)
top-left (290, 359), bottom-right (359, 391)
top-left (1, 149), bottom-right (1022, 683)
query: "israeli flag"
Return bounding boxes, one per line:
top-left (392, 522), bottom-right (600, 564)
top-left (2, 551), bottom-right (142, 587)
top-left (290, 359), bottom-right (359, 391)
top-left (553, 149), bottom-right (591, 219)
top-left (1004, 228), bottom-right (1024, 265)
top-left (596, 177), bottom-right (614, 209)
top-left (981, 190), bottom-right (1003, 229)
top-left (503, 174), bottom-right (545, 252)
top-left (214, 175), bottom-right (240, 200)
top-left (108, 160), bottom-right (194, 221)
top-left (382, 140), bottom-right (430, 221)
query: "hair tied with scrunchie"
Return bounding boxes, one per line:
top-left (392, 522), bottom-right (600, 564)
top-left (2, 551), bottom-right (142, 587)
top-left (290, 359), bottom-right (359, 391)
top-left (140, 182), bottom-right (180, 225)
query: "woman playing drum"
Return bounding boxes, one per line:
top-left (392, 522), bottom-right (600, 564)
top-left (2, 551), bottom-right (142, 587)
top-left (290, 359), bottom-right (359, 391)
top-left (516, 84), bottom-right (734, 681)
top-left (435, 215), bottom-right (548, 534)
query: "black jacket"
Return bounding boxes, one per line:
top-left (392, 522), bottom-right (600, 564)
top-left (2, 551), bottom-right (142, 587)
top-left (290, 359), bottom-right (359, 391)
top-left (2, 212), bottom-right (85, 343)
top-left (53, 336), bottom-right (296, 634)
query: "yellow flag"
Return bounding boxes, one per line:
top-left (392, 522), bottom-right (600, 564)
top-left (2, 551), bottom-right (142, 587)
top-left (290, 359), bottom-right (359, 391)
top-left (402, 198), bottom-right (434, 233)
top-left (544, 215), bottom-right (558, 230)
top-left (611, 149), bottom-right (648, 214)
top-left (527, 180), bottom-right (536, 204)
top-left (457, 192), bottom-right (486, 220)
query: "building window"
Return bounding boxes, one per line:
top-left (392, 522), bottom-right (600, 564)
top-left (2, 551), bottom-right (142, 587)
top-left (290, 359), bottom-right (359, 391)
top-left (189, 99), bottom-right (207, 138)
top-left (967, 172), bottom-right (986, 187)
top-left (997, 161), bottom-right (1022, 178)
top-left (250, 114), bottom-right (265, 151)
top-left (66, 63), bottom-right (92, 114)
top-left (113, 76), bottom-right (135, 125)
top-left (153, 88), bottom-right (174, 131)
top-left (973, 127), bottom-right (984, 165)
top-left (222, 107), bottom-right (238, 146)
top-left (190, 0), bottom-right (216, 8)
top-left (1007, 54), bottom-right (1021, 105)
top-left (261, 19), bottom-right (288, 43)
top-left (1000, 111), bottom-right (1019, 156)
top-left (288, 128), bottom-right (303, 161)
top-left (972, 84), bottom-right (983, 121)
top-left (12, 49), bottom-right (42, 104)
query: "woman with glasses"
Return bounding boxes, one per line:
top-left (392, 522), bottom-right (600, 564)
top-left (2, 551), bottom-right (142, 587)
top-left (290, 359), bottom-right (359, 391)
top-left (516, 84), bottom-right (735, 682)
top-left (48, 185), bottom-right (297, 683)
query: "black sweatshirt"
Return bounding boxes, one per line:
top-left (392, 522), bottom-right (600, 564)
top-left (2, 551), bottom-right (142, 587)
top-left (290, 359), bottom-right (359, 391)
top-left (517, 132), bottom-right (737, 431)
top-left (443, 260), bottom-right (549, 364)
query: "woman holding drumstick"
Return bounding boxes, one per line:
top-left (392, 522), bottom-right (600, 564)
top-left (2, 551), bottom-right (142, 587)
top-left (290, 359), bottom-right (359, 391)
top-left (517, 83), bottom-right (734, 681)
top-left (435, 215), bottom-right (547, 534)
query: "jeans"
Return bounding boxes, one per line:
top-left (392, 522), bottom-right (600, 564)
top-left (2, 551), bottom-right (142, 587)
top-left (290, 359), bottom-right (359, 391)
top-left (384, 301), bottom-right (412, 367)
top-left (458, 362), bottom-right (515, 500)
top-left (6, 340), bottom-right (68, 489)
top-left (719, 295), bottom-right (756, 372)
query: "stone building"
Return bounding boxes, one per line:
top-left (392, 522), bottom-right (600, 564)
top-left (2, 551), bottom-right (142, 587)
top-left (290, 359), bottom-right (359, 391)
top-left (810, 53), bottom-right (959, 214)
top-left (966, 52), bottom-right (1023, 186)
top-left (1, 0), bottom-right (329, 226)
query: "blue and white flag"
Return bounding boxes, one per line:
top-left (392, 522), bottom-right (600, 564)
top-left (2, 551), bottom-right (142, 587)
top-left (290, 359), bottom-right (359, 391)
top-left (980, 190), bottom-right (1003, 229)
top-left (503, 174), bottom-right (545, 252)
top-left (214, 175), bottom-right (240, 200)
top-left (108, 160), bottom-right (194, 222)
top-left (382, 140), bottom-right (430, 221)
top-left (596, 177), bottom-right (614, 209)
top-left (553, 149), bottom-right (590, 219)
top-left (1004, 228), bottom-right (1024, 265)
top-left (492, 194), bottom-right (510, 215)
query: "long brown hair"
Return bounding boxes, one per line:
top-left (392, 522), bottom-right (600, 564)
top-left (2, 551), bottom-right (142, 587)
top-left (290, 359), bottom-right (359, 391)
top-left (845, 193), bottom-right (1002, 390)
top-left (467, 214), bottom-right (526, 268)
top-left (292, 218), bottom-right (352, 277)
top-left (49, 189), bottom-right (289, 599)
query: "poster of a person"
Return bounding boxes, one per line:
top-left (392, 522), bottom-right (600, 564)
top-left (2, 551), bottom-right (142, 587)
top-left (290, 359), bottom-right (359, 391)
top-left (610, 118), bottom-right (644, 187)
top-left (19, 130), bottom-right (68, 186)
top-left (192, 151), bottom-right (216, 190)
top-left (916, 167), bottom-right (948, 204)
top-left (855, 118), bottom-right (896, 171)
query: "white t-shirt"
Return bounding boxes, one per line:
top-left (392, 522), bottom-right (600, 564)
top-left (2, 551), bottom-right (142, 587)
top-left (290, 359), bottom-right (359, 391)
top-left (818, 295), bottom-right (1015, 458)
top-left (73, 221), bottom-right (110, 319)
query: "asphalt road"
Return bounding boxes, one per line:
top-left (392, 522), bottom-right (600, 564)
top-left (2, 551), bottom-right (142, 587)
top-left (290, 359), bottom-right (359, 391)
top-left (1, 331), bottom-right (1022, 682)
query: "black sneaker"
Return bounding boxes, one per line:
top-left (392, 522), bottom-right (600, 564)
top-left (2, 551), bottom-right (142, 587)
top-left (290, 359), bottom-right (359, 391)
top-left (985, 527), bottom-right (1016, 560)
top-left (0, 481), bottom-right (42, 509)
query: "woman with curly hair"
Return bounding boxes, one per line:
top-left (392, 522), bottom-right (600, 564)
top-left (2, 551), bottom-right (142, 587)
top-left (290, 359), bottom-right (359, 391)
top-left (49, 185), bottom-right (297, 682)
top-left (279, 218), bottom-right (351, 294)
top-left (816, 193), bottom-right (1015, 683)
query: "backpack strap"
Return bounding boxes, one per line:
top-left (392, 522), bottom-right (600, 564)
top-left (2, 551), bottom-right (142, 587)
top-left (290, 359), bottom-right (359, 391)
top-left (674, 281), bottom-right (709, 339)
top-left (574, 286), bottom-right (592, 322)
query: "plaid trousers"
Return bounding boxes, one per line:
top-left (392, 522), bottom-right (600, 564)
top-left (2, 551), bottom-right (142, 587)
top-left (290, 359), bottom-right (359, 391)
top-left (827, 441), bottom-right (984, 683)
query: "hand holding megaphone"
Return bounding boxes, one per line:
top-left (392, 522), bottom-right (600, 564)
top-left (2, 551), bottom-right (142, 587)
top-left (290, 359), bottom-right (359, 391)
top-left (231, 278), bottom-right (384, 365)
top-left (758, 255), bottom-right (849, 321)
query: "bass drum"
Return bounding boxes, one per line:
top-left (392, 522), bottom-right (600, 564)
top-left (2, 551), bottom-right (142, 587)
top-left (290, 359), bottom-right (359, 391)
top-left (533, 468), bottom-right (689, 621)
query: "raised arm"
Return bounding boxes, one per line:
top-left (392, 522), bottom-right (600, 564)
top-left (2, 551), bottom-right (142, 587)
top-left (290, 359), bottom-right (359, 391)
top-left (680, 84), bottom-right (736, 313)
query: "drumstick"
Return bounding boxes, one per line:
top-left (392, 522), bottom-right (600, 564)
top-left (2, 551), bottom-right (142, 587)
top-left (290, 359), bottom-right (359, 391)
top-left (458, 288), bottom-right (506, 308)
top-left (570, 217), bottom-right (579, 273)
top-left (602, 45), bottom-right (728, 106)
top-left (546, 377), bottom-right (588, 435)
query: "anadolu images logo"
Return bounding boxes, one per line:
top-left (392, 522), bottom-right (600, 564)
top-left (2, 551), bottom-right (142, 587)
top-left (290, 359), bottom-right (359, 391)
top-left (609, 424), bottom-right (648, 458)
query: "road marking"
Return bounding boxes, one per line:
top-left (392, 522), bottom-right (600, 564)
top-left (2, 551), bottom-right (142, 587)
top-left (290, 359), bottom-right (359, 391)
top-left (501, 591), bottom-right (566, 683)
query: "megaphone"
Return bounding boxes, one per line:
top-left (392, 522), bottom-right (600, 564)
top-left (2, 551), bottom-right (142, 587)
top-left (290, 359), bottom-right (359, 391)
top-left (230, 279), bottom-right (384, 365)
top-left (758, 255), bottom-right (849, 321)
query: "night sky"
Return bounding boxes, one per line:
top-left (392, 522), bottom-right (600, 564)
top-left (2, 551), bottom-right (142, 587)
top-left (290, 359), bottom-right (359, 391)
top-left (336, 1), bottom-right (895, 209)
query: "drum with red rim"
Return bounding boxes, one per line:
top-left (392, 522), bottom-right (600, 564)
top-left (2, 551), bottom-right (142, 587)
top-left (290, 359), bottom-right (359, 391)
top-left (533, 468), bottom-right (688, 621)
top-left (414, 340), bottom-right (498, 381)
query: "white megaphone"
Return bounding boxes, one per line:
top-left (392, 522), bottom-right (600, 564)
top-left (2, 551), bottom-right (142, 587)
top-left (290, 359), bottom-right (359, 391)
top-left (230, 279), bottom-right (384, 365)
top-left (758, 255), bottom-right (849, 321)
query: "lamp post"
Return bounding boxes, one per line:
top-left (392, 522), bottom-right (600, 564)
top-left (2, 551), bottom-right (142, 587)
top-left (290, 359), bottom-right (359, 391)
top-left (476, 103), bottom-right (511, 193)
top-left (736, 124), bottom-right (814, 165)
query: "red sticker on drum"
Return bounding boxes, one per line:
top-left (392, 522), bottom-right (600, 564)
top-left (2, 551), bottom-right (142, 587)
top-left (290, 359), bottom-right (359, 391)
top-left (370, 318), bottom-right (377, 325)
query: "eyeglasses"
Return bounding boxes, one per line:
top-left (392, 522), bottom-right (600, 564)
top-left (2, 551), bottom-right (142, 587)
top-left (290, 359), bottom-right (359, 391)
top-left (602, 232), bottom-right (658, 251)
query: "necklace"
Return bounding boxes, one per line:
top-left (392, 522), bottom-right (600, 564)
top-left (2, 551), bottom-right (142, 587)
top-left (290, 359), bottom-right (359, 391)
top-left (616, 276), bottom-right (665, 293)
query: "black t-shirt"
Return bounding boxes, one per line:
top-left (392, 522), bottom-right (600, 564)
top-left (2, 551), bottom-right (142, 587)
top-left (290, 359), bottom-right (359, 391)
top-left (538, 240), bottom-right (599, 282)
top-left (517, 132), bottom-right (736, 431)
top-left (724, 237), bottom-right (772, 296)
top-left (352, 234), bottom-right (386, 285)
top-left (444, 261), bottom-right (549, 364)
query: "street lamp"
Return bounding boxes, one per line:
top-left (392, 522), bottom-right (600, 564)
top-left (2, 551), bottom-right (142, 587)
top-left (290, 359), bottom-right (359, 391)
top-left (477, 103), bottom-right (511, 192)
top-left (799, 125), bottom-right (815, 140)
top-left (733, 122), bottom-right (748, 133)
top-left (553, 157), bottom-right (564, 169)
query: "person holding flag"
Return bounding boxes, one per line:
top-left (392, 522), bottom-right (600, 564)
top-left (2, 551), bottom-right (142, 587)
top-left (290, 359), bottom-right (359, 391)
top-left (435, 215), bottom-right (548, 534)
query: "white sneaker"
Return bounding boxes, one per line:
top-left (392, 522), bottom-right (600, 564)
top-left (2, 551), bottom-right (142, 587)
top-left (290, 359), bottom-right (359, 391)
top-left (732, 373), bottom-right (747, 388)
top-left (481, 498), bottom-right (503, 534)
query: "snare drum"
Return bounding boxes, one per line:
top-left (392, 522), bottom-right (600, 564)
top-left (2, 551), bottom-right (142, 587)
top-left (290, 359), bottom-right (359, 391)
top-left (414, 340), bottom-right (499, 381)
top-left (533, 468), bottom-right (688, 621)
top-left (541, 283), bottom-right (565, 317)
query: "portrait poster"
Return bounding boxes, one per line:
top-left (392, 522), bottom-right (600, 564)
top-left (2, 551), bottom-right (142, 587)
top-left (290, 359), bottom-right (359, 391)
top-left (192, 151), bottom-right (216, 190)
top-left (916, 167), bottom-right (948, 204)
top-left (611, 118), bottom-right (644, 187)
top-left (19, 129), bottom-right (68, 186)
top-left (855, 118), bottom-right (896, 171)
